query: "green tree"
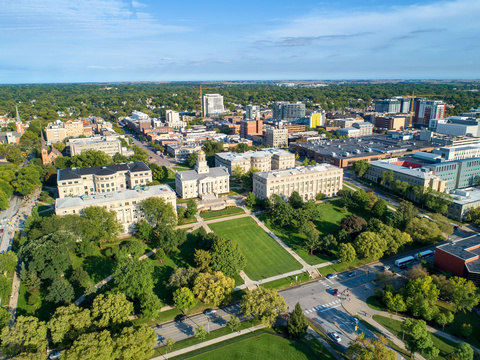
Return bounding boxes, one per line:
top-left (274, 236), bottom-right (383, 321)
top-left (226, 315), bottom-right (241, 332)
top-left (46, 279), bottom-right (75, 304)
top-left (353, 189), bottom-right (371, 209)
top-left (185, 199), bottom-right (198, 218)
top-left (435, 311), bottom-right (454, 331)
top-left (91, 293), bottom-right (133, 328)
top-left (70, 149), bottom-right (112, 168)
top-left (402, 318), bottom-right (439, 359)
top-left (48, 305), bottom-right (92, 346)
top-left (0, 307), bottom-right (11, 331)
top-left (288, 191), bottom-right (304, 209)
top-left (453, 343), bottom-right (474, 360)
top-left (65, 330), bottom-right (115, 360)
top-left (241, 287), bottom-right (287, 327)
top-left (405, 218), bottom-right (444, 244)
top-left (354, 232), bottom-right (387, 260)
top-left (1, 316), bottom-right (47, 357)
top-left (53, 142), bottom-right (66, 152)
top-left (193, 271), bottom-right (235, 306)
top-left (0, 251), bottom-right (17, 275)
top-left (194, 249), bottom-right (212, 272)
top-left (231, 165), bottom-right (246, 181)
top-left (211, 237), bottom-right (246, 277)
top-left (114, 258), bottom-right (155, 300)
top-left (246, 192), bottom-right (257, 209)
top-left (242, 168), bottom-right (259, 189)
top-left (446, 277), bottom-right (479, 312)
top-left (405, 276), bottom-right (439, 320)
top-left (465, 207), bottom-right (480, 224)
top-left (165, 338), bottom-right (176, 353)
top-left (148, 163), bottom-right (166, 181)
top-left (341, 214), bottom-right (368, 236)
top-left (186, 152), bottom-right (197, 168)
top-left (398, 201), bottom-right (418, 226)
top-left (351, 160), bottom-right (371, 177)
top-left (13, 165), bottom-right (42, 195)
top-left (381, 170), bottom-right (394, 185)
top-left (82, 206), bottom-right (122, 243)
top-left (152, 227), bottom-right (186, 255)
top-left (460, 324), bottom-right (472, 337)
top-left (302, 221), bottom-right (320, 255)
top-left (114, 325), bottom-right (156, 360)
top-left (194, 325), bottom-right (208, 341)
top-left (430, 213), bottom-right (454, 236)
top-left (372, 199), bottom-right (387, 218)
top-left (287, 302), bottom-right (308, 339)
top-left (338, 243), bottom-right (356, 263)
top-left (167, 267), bottom-right (199, 289)
top-left (140, 197), bottom-right (177, 226)
top-left (347, 333), bottom-right (396, 360)
top-left (140, 291), bottom-right (163, 320)
top-left (70, 267), bottom-right (91, 287)
top-left (173, 287), bottom-right (196, 315)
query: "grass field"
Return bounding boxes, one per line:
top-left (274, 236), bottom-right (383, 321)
top-left (209, 217), bottom-right (302, 281)
top-left (373, 315), bottom-right (457, 360)
top-left (200, 207), bottom-right (245, 219)
top-left (175, 332), bottom-right (334, 360)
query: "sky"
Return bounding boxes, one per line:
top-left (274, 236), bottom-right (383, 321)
top-left (0, 0), bottom-right (479, 83)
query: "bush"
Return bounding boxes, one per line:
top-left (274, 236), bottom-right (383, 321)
top-left (28, 293), bottom-right (41, 306)
top-left (152, 248), bottom-right (166, 261)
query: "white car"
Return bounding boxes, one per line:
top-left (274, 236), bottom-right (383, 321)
top-left (329, 332), bottom-right (341, 343)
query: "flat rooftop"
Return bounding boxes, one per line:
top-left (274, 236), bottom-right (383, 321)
top-left (255, 163), bottom-right (341, 180)
top-left (451, 188), bottom-right (480, 205)
top-left (437, 234), bottom-right (480, 274)
top-left (369, 160), bottom-right (441, 180)
top-left (216, 149), bottom-right (292, 161)
top-left (55, 185), bottom-right (175, 210)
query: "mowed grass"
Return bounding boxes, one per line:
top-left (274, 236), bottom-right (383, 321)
top-left (181, 332), bottom-right (332, 360)
top-left (200, 207), bottom-right (245, 219)
top-left (209, 217), bottom-right (302, 281)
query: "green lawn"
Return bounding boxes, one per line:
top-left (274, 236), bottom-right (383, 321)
top-left (200, 207), bottom-right (245, 219)
top-left (172, 332), bottom-right (333, 360)
top-left (366, 296), bottom-right (387, 311)
top-left (209, 217), bottom-right (303, 281)
top-left (373, 315), bottom-right (457, 360)
top-left (262, 272), bottom-right (311, 290)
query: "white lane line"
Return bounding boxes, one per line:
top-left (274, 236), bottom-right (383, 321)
top-left (320, 304), bottom-right (341, 312)
top-left (326, 279), bottom-right (334, 284)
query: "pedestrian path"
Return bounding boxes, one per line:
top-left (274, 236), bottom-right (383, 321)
top-left (318, 279), bottom-right (334, 287)
top-left (304, 299), bottom-right (343, 314)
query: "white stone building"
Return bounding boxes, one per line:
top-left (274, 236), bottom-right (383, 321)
top-left (175, 150), bottom-right (230, 199)
top-left (215, 149), bottom-right (295, 173)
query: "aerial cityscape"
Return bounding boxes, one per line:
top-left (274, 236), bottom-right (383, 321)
top-left (0, 0), bottom-right (480, 360)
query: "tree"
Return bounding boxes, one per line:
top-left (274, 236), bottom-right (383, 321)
top-left (241, 287), bottom-right (287, 327)
top-left (423, 190), bottom-right (453, 214)
top-left (372, 199), bottom-right (387, 218)
top-left (13, 165), bottom-right (42, 195)
top-left (246, 192), bottom-right (257, 209)
top-left (453, 343), bottom-right (474, 360)
top-left (302, 221), bottom-right (320, 255)
top-left (185, 199), bottom-right (198, 219)
top-left (347, 333), bottom-right (396, 360)
top-left (82, 206), bottom-right (122, 243)
top-left (194, 249), bottom-right (212, 272)
top-left (226, 315), bottom-right (241, 332)
top-left (114, 258), bottom-right (155, 300)
top-left (168, 267), bottom-right (199, 289)
top-left (173, 287), bottom-right (196, 315)
top-left (320, 233), bottom-right (338, 251)
top-left (287, 302), bottom-right (308, 339)
top-left (186, 151), bottom-right (197, 168)
top-left (114, 325), bottom-right (157, 360)
top-left (446, 277), bottom-right (479, 312)
top-left (65, 330), bottom-right (115, 360)
top-left (288, 191), bottom-right (304, 209)
top-left (402, 318), bottom-right (439, 359)
top-left (193, 271), bottom-right (235, 306)
top-left (435, 311), bottom-right (454, 331)
top-left (398, 201), bottom-right (418, 226)
top-left (242, 168), bottom-right (259, 189)
top-left (194, 325), bottom-right (208, 341)
top-left (231, 166), bottom-right (246, 181)
top-left (46, 279), bottom-right (74, 304)
top-left (383, 210), bottom-right (404, 229)
top-left (91, 293), bottom-right (133, 328)
top-left (460, 324), bottom-right (472, 338)
top-left (148, 163), bottom-right (166, 181)
top-left (351, 160), bottom-right (371, 177)
top-left (0, 251), bottom-right (17, 275)
top-left (140, 197), bottom-right (177, 226)
top-left (153, 227), bottom-right (186, 255)
top-left (341, 214), bottom-right (368, 236)
top-left (1, 316), bottom-right (47, 357)
top-left (165, 338), bottom-right (176, 353)
top-left (406, 264), bottom-right (429, 281)
top-left (405, 218), bottom-right (444, 244)
top-left (70, 266), bottom-right (91, 287)
top-left (354, 232), bottom-right (387, 260)
top-left (430, 213), bottom-right (454, 236)
top-left (301, 158), bottom-right (309, 166)
top-left (338, 243), bottom-right (356, 263)
top-left (352, 189), bottom-right (371, 209)
top-left (465, 207), bottom-right (480, 224)
top-left (381, 170), bottom-right (394, 185)
top-left (211, 237), bottom-right (246, 277)
top-left (48, 305), bottom-right (92, 346)
top-left (405, 276), bottom-right (439, 320)
top-left (140, 292), bottom-right (163, 320)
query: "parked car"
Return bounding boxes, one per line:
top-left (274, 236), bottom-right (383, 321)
top-left (175, 314), bottom-right (187, 322)
top-left (329, 332), bottom-right (341, 343)
top-left (49, 351), bottom-right (61, 359)
top-left (326, 274), bottom-right (337, 279)
top-left (348, 271), bottom-right (355, 277)
top-left (203, 309), bottom-right (217, 315)
top-left (350, 316), bottom-right (359, 324)
top-left (332, 289), bottom-right (338, 296)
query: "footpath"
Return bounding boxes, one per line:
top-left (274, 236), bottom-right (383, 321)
top-left (150, 324), bottom-right (266, 360)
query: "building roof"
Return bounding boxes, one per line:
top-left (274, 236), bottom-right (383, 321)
top-left (57, 161), bottom-right (150, 181)
top-left (450, 188), bottom-right (480, 205)
top-left (254, 163), bottom-right (341, 180)
top-left (437, 234), bottom-right (480, 274)
top-left (55, 185), bottom-right (175, 210)
top-left (176, 167), bottom-right (229, 182)
top-left (216, 149), bottom-right (293, 162)
top-left (369, 160), bottom-right (441, 180)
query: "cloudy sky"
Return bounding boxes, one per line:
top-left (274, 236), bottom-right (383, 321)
top-left (0, 0), bottom-right (479, 83)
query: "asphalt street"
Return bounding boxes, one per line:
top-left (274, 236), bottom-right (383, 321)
top-left (125, 133), bottom-right (177, 168)
top-left (0, 196), bottom-right (23, 253)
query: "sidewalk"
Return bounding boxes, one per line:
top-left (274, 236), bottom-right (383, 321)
top-left (150, 324), bottom-right (266, 359)
top-left (307, 326), bottom-right (343, 360)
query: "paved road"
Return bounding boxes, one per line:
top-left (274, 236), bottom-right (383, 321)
top-left (124, 132), bottom-right (176, 168)
top-left (154, 304), bottom-right (249, 345)
top-left (0, 196), bottom-right (22, 253)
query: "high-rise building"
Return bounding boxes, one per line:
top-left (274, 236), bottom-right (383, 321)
top-left (309, 111), bottom-right (325, 128)
top-left (414, 100), bottom-right (446, 126)
top-left (265, 128), bottom-right (288, 148)
top-left (246, 105), bottom-right (261, 120)
top-left (375, 99), bottom-right (401, 114)
top-left (202, 94), bottom-right (225, 117)
top-left (272, 102), bottom-right (305, 122)
top-left (240, 119), bottom-right (263, 138)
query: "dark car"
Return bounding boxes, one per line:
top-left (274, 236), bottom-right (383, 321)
top-left (332, 289), bottom-right (338, 296)
top-left (175, 314), bottom-right (187, 322)
top-left (348, 271), bottom-right (355, 277)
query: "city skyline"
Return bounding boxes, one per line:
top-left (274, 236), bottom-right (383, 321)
top-left (0, 0), bottom-right (479, 84)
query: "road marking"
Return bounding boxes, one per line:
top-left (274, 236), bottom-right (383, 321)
top-left (326, 279), bottom-right (334, 284)
top-left (320, 304), bottom-right (341, 312)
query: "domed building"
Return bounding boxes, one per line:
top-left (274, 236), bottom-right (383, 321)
top-left (175, 150), bottom-right (230, 199)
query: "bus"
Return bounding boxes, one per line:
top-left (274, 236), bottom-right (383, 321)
top-left (414, 250), bottom-right (434, 261)
top-left (395, 256), bottom-right (415, 268)
top-left (450, 222), bottom-right (459, 230)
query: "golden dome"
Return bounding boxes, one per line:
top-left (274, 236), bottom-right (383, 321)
top-left (198, 150), bottom-right (205, 155)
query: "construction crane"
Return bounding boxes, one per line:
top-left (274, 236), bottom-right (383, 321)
top-left (401, 91), bottom-right (441, 127)
top-left (199, 85), bottom-right (219, 117)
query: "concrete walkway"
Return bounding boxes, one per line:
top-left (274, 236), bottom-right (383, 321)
top-left (150, 324), bottom-right (266, 359)
top-left (307, 326), bottom-right (343, 360)
top-left (7, 265), bottom-right (21, 328)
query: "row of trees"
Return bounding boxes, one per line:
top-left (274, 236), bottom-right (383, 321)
top-left (0, 163), bottom-right (43, 209)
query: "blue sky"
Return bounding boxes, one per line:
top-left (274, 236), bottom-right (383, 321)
top-left (0, 0), bottom-right (478, 83)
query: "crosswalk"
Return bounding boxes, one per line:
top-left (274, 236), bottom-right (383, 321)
top-left (318, 279), bottom-right (334, 288)
top-left (304, 299), bottom-right (343, 314)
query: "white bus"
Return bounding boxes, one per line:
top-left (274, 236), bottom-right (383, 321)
top-left (395, 256), bottom-right (415, 268)
top-left (415, 250), bottom-right (434, 261)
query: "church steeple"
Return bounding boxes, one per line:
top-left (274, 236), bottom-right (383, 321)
top-left (15, 106), bottom-right (24, 135)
